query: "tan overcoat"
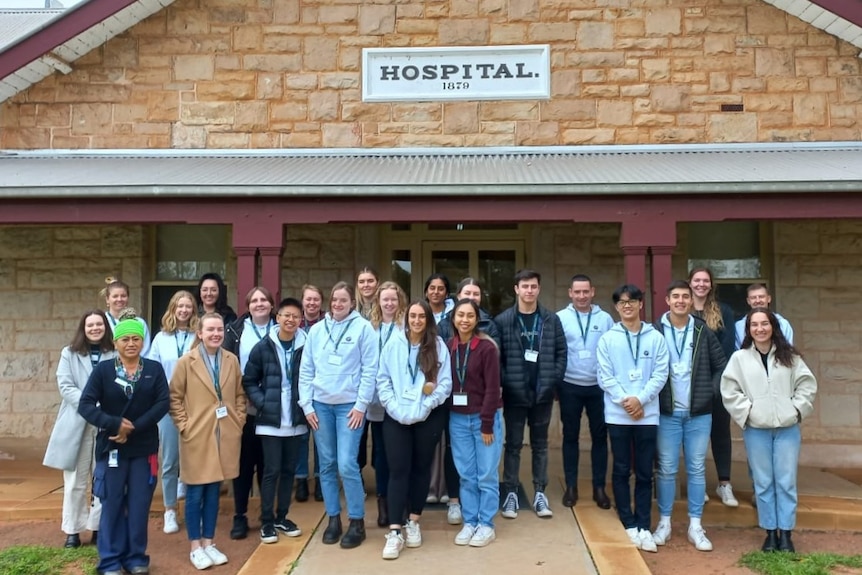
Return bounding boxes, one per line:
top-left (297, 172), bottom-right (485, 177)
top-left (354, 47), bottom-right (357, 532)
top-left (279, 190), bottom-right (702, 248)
top-left (170, 346), bottom-right (246, 485)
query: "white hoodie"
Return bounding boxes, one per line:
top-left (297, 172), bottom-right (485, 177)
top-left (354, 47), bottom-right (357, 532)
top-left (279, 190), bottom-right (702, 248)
top-left (557, 304), bottom-right (615, 385)
top-left (376, 331), bottom-right (452, 425)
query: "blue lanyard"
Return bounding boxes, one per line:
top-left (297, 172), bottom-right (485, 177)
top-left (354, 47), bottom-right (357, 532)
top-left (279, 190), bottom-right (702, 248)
top-left (279, 338), bottom-right (294, 383)
top-left (252, 320), bottom-right (272, 341)
top-left (379, 322), bottom-right (395, 352)
top-left (175, 331), bottom-right (189, 358)
top-left (625, 326), bottom-right (643, 363)
top-left (454, 339), bottom-right (472, 392)
top-left (669, 321), bottom-right (690, 359)
top-left (324, 318), bottom-right (356, 353)
top-left (205, 352), bottom-right (222, 402)
top-left (89, 348), bottom-right (102, 367)
top-left (518, 313), bottom-right (540, 351)
top-left (573, 309), bottom-right (592, 345)
top-left (407, 343), bottom-right (421, 385)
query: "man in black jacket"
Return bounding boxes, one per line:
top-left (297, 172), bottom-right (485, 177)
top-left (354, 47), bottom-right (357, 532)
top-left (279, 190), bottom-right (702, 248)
top-left (494, 270), bottom-right (567, 520)
top-left (652, 281), bottom-right (727, 552)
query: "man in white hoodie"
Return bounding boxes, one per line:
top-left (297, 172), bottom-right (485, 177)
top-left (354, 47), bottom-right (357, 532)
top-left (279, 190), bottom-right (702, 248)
top-left (734, 284), bottom-right (794, 349)
top-left (596, 284), bottom-right (669, 553)
top-left (556, 274), bottom-right (614, 510)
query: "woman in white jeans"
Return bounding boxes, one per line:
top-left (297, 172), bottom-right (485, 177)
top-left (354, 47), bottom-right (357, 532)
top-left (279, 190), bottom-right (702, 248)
top-left (43, 309), bottom-right (116, 548)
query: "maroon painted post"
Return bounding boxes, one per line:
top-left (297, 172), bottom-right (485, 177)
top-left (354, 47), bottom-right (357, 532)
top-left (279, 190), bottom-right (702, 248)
top-left (650, 246), bottom-right (675, 321)
top-left (259, 246), bottom-right (284, 304)
top-left (234, 247), bottom-right (257, 316)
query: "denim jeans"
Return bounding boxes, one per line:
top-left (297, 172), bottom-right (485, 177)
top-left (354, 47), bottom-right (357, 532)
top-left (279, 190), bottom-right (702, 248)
top-left (185, 482), bottom-right (221, 541)
top-left (656, 410), bottom-right (712, 518)
top-left (450, 410), bottom-right (503, 528)
top-left (608, 424), bottom-right (657, 530)
top-left (312, 401), bottom-right (365, 519)
top-left (558, 383), bottom-right (608, 488)
top-left (744, 424), bottom-right (801, 531)
top-left (502, 402), bottom-right (552, 493)
top-left (158, 414), bottom-right (180, 508)
top-left (294, 433), bottom-right (319, 479)
top-left (259, 435), bottom-right (302, 524)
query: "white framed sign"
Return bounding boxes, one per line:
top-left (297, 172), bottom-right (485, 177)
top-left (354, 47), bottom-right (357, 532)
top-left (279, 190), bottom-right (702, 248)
top-left (362, 45), bottom-right (551, 102)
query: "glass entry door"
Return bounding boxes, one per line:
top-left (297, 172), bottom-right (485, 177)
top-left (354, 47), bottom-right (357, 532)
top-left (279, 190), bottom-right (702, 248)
top-left (422, 241), bottom-right (524, 316)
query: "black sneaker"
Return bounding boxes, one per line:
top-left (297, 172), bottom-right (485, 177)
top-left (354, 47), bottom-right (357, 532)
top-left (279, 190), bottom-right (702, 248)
top-left (230, 515), bottom-right (249, 540)
top-left (274, 518), bottom-right (302, 537)
top-left (260, 523), bottom-right (278, 544)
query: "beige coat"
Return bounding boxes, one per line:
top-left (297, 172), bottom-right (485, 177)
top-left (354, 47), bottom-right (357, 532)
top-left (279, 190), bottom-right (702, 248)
top-left (170, 347), bottom-right (246, 485)
top-left (721, 346), bottom-right (817, 430)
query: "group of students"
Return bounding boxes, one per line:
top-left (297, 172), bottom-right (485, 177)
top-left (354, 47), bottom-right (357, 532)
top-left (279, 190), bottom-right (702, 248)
top-left (43, 265), bottom-right (817, 573)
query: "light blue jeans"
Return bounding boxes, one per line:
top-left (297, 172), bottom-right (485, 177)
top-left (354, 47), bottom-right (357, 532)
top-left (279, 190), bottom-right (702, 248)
top-left (158, 414), bottom-right (179, 508)
top-left (744, 424), bottom-right (800, 530)
top-left (656, 410), bottom-right (712, 518)
top-left (312, 401), bottom-right (365, 519)
top-left (450, 410), bottom-right (503, 528)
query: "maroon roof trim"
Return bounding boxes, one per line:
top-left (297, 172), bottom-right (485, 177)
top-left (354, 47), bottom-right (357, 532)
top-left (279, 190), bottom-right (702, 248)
top-left (809, 0), bottom-right (862, 28)
top-left (0, 0), bottom-right (139, 81)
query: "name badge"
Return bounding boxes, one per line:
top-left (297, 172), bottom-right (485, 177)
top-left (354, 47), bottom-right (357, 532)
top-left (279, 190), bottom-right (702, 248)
top-left (327, 354), bottom-right (342, 366)
top-left (215, 405), bottom-right (228, 419)
top-left (108, 449), bottom-right (119, 468)
top-left (672, 362), bottom-right (687, 376)
top-left (628, 368), bottom-right (643, 382)
top-left (453, 393), bottom-right (468, 407)
top-left (578, 350), bottom-right (591, 360)
top-left (402, 387), bottom-right (420, 401)
top-left (114, 377), bottom-right (126, 386)
top-left (524, 350), bottom-right (539, 363)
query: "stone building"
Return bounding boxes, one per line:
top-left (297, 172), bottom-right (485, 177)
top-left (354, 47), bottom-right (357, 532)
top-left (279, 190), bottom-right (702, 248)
top-left (2, 0), bottom-right (862, 468)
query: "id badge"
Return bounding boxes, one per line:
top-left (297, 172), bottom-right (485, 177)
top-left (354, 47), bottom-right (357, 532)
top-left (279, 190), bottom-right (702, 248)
top-left (672, 362), bottom-right (687, 376)
top-left (114, 377), bottom-right (126, 386)
top-left (215, 405), bottom-right (228, 419)
top-left (327, 354), bottom-right (342, 366)
top-left (402, 387), bottom-right (419, 401)
top-left (628, 368), bottom-right (643, 382)
top-left (108, 449), bottom-right (119, 468)
top-left (578, 350), bottom-right (591, 360)
top-left (453, 393), bottom-right (468, 407)
top-left (524, 350), bottom-right (539, 363)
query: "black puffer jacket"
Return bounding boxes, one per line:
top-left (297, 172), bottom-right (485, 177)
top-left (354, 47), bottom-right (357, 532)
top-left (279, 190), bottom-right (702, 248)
top-left (437, 307), bottom-right (502, 348)
top-left (242, 332), bottom-right (306, 429)
top-left (656, 315), bottom-right (727, 417)
top-left (494, 304), bottom-right (567, 407)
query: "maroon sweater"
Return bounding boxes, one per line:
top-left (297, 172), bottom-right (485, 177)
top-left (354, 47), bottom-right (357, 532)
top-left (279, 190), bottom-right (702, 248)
top-left (448, 336), bottom-right (503, 434)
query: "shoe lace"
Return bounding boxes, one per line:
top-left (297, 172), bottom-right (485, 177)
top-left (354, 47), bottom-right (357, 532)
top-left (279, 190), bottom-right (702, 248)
top-left (535, 492), bottom-right (548, 511)
top-left (504, 493), bottom-right (519, 511)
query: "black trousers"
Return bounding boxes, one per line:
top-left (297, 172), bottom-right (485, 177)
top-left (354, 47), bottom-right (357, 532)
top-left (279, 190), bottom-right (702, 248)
top-left (259, 434), bottom-right (302, 524)
top-left (233, 415), bottom-right (264, 518)
top-left (710, 395), bottom-right (732, 482)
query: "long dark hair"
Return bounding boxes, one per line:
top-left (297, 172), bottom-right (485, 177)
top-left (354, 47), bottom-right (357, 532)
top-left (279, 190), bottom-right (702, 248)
top-left (449, 298), bottom-right (494, 345)
top-left (741, 307), bottom-right (799, 368)
top-left (423, 273), bottom-right (451, 299)
top-left (196, 273), bottom-right (236, 317)
top-left (69, 309), bottom-right (114, 355)
top-left (405, 300), bottom-right (440, 382)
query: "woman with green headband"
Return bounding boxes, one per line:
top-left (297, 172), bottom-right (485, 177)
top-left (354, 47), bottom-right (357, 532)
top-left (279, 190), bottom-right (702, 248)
top-left (79, 311), bottom-right (170, 575)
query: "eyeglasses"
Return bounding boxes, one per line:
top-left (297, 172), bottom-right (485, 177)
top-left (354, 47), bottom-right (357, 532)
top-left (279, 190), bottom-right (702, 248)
top-left (277, 313), bottom-right (301, 320)
top-left (616, 299), bottom-right (641, 308)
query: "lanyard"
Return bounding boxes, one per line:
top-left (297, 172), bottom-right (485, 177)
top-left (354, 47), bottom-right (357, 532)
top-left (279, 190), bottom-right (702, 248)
top-left (252, 320), bottom-right (272, 341)
top-left (279, 338), bottom-right (294, 383)
top-left (454, 339), bottom-right (472, 392)
top-left (407, 343), bottom-right (421, 385)
top-left (89, 348), bottom-right (102, 367)
top-left (379, 322), bottom-right (395, 352)
top-left (107, 314), bottom-right (119, 329)
top-left (175, 330), bottom-right (189, 358)
top-left (324, 318), bottom-right (355, 353)
top-left (671, 321), bottom-right (690, 359)
top-left (517, 313), bottom-right (540, 351)
top-left (625, 326), bottom-right (643, 363)
top-left (205, 352), bottom-right (222, 402)
top-left (573, 309), bottom-right (592, 345)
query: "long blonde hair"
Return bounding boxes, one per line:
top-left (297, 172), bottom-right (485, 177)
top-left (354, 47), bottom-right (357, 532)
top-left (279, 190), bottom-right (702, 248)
top-left (160, 290), bottom-right (201, 334)
top-left (369, 281), bottom-right (408, 330)
top-left (688, 267), bottom-right (724, 331)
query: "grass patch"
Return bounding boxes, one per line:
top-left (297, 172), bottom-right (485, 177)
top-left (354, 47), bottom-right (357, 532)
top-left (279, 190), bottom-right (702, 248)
top-left (0, 545), bottom-right (98, 575)
top-left (740, 551), bottom-right (862, 575)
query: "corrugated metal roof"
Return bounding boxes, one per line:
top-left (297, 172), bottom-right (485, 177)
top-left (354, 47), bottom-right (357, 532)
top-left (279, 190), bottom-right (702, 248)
top-left (0, 8), bottom-right (65, 52)
top-left (2, 143), bottom-right (862, 198)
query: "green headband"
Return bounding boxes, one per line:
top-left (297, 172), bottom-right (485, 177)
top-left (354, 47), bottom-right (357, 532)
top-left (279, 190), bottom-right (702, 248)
top-left (113, 319), bottom-right (145, 340)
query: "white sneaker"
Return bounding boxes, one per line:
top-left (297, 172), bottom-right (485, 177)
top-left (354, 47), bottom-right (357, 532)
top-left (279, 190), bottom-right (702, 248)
top-left (716, 484), bottom-right (739, 507)
top-left (189, 548), bottom-right (213, 570)
top-left (501, 491), bottom-right (519, 519)
top-left (177, 480), bottom-right (187, 500)
top-left (382, 531), bottom-right (404, 560)
top-left (638, 529), bottom-right (658, 553)
top-left (163, 509), bottom-right (179, 534)
top-left (454, 524), bottom-right (477, 546)
top-left (440, 494), bottom-right (450, 504)
top-left (688, 525), bottom-right (713, 551)
top-left (626, 527), bottom-right (640, 547)
top-left (704, 492), bottom-right (710, 503)
top-left (469, 525), bottom-right (496, 547)
top-left (203, 544), bottom-right (228, 566)
top-left (652, 522), bottom-right (671, 546)
top-left (426, 494), bottom-right (438, 504)
top-left (447, 502), bottom-right (463, 525)
top-left (405, 520), bottom-right (422, 548)
top-left (533, 491), bottom-right (553, 518)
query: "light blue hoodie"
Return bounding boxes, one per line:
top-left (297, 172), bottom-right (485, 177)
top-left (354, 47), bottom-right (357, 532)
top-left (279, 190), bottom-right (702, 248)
top-left (147, 329), bottom-right (194, 381)
top-left (596, 321), bottom-right (669, 426)
top-left (367, 321), bottom-right (402, 423)
top-left (376, 331), bottom-right (452, 426)
top-left (557, 304), bottom-right (615, 385)
top-left (298, 310), bottom-right (379, 415)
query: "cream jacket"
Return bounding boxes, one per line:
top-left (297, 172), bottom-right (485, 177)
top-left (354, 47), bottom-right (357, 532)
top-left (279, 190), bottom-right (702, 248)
top-left (720, 346), bottom-right (817, 430)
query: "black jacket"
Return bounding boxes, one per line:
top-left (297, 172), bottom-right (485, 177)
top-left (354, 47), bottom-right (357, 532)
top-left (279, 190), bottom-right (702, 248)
top-left (79, 358), bottom-right (169, 460)
top-left (437, 307), bottom-right (502, 348)
top-left (242, 335), bottom-right (306, 429)
top-left (494, 304), bottom-right (567, 407)
top-left (223, 312), bottom-right (276, 355)
top-left (656, 316), bottom-right (727, 417)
